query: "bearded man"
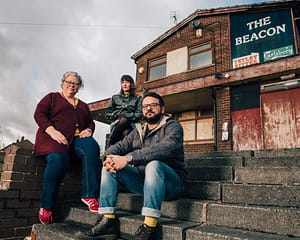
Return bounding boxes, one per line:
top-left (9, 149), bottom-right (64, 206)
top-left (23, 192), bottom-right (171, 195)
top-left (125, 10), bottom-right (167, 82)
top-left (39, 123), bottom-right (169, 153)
top-left (77, 92), bottom-right (186, 240)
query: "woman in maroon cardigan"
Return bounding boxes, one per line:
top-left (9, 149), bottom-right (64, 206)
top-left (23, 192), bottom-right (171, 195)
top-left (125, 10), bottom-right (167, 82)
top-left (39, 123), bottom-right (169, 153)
top-left (34, 71), bottom-right (101, 224)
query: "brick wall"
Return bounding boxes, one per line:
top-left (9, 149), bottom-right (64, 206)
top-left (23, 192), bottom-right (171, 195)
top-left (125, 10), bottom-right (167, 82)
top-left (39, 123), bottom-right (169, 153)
top-left (0, 141), bottom-right (82, 240)
top-left (135, 14), bottom-right (231, 91)
top-left (184, 143), bottom-right (215, 153)
top-left (216, 87), bottom-right (232, 151)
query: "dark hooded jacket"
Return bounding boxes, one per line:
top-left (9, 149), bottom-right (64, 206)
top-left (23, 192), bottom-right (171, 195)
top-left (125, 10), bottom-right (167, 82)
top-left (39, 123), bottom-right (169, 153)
top-left (105, 114), bottom-right (186, 183)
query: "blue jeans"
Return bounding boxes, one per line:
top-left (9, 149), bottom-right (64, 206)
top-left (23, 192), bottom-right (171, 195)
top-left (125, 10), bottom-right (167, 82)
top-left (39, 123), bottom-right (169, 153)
top-left (99, 160), bottom-right (185, 218)
top-left (41, 137), bottom-right (101, 209)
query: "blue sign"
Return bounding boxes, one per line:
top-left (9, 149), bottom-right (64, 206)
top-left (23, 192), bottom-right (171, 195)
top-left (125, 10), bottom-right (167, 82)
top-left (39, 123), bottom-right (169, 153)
top-left (231, 10), bottom-right (295, 68)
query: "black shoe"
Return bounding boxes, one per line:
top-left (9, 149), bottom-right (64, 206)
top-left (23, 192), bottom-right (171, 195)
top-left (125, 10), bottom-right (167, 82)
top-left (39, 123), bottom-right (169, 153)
top-left (135, 224), bottom-right (158, 240)
top-left (76, 216), bottom-right (120, 240)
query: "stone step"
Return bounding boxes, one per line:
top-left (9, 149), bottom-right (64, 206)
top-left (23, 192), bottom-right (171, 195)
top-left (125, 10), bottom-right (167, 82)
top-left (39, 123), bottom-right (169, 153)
top-left (207, 203), bottom-right (300, 237)
top-left (184, 180), bottom-right (300, 207)
top-left (185, 148), bottom-right (300, 159)
top-left (186, 166), bottom-right (233, 181)
top-left (185, 156), bottom-right (244, 167)
top-left (184, 180), bottom-right (221, 200)
top-left (186, 225), bottom-right (300, 240)
top-left (185, 149), bottom-right (300, 168)
top-left (117, 193), bottom-right (204, 223)
top-left (252, 148), bottom-right (300, 158)
top-left (222, 183), bottom-right (300, 207)
top-left (245, 156), bottom-right (300, 167)
top-left (116, 193), bottom-right (300, 237)
top-left (32, 210), bottom-right (300, 240)
top-left (32, 211), bottom-right (199, 240)
top-left (235, 167), bottom-right (300, 184)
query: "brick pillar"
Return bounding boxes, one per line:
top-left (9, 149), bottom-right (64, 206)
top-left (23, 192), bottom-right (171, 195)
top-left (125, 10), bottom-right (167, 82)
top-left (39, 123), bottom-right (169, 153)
top-left (0, 139), bottom-right (83, 240)
top-left (215, 87), bottom-right (232, 151)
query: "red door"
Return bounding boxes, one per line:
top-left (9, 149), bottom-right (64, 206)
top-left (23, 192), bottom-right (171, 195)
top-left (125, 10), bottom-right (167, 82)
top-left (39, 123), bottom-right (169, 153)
top-left (232, 108), bottom-right (263, 151)
top-left (261, 87), bottom-right (300, 149)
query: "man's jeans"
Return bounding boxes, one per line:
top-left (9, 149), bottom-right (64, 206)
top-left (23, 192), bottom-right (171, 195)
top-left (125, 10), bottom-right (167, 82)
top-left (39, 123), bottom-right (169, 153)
top-left (99, 160), bottom-right (185, 218)
top-left (41, 136), bottom-right (100, 209)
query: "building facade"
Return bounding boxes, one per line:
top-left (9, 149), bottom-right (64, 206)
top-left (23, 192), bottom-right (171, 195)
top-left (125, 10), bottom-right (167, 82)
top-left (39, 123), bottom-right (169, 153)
top-left (89, 0), bottom-right (300, 153)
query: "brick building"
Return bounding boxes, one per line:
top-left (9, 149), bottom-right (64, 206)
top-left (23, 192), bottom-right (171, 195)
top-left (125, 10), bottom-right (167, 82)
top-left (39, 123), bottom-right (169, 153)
top-left (89, 0), bottom-right (300, 153)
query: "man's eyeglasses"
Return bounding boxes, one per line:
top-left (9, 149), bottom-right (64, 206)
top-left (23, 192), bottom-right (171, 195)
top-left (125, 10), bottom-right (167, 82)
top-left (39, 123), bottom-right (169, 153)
top-left (64, 80), bottom-right (81, 87)
top-left (142, 103), bottom-right (160, 109)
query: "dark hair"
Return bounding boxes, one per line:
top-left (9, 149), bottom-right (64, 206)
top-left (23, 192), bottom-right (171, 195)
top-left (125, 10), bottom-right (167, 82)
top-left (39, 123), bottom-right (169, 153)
top-left (121, 75), bottom-right (134, 83)
top-left (142, 92), bottom-right (165, 106)
top-left (119, 74), bottom-right (135, 96)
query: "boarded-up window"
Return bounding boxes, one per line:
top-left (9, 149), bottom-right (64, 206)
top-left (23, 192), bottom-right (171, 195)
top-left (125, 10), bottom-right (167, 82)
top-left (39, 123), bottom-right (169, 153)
top-left (178, 111), bottom-right (213, 142)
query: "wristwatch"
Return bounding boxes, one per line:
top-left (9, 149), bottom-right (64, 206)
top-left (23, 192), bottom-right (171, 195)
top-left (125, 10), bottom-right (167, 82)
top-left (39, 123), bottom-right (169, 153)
top-left (126, 154), bottom-right (133, 164)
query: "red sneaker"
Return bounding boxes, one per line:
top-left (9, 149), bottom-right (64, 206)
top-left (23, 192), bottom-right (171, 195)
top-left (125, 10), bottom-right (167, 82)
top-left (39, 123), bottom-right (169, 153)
top-left (81, 198), bottom-right (99, 213)
top-left (39, 208), bottom-right (53, 224)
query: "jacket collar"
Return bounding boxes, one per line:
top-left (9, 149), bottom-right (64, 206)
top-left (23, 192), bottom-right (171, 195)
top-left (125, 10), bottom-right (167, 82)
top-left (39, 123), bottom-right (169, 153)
top-left (136, 114), bottom-right (172, 140)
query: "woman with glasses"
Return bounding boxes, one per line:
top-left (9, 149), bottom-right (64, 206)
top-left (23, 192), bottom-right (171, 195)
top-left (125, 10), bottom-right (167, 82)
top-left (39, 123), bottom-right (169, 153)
top-left (33, 71), bottom-right (101, 224)
top-left (105, 74), bottom-right (142, 146)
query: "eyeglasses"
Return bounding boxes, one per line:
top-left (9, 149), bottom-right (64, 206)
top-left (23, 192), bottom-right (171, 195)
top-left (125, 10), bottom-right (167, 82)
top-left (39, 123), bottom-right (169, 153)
top-left (142, 103), bottom-right (160, 109)
top-left (64, 80), bottom-right (81, 87)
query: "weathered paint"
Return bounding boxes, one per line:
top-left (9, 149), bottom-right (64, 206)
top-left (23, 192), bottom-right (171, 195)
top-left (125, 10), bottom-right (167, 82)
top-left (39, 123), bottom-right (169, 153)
top-left (232, 108), bottom-right (262, 151)
top-left (261, 87), bottom-right (300, 149)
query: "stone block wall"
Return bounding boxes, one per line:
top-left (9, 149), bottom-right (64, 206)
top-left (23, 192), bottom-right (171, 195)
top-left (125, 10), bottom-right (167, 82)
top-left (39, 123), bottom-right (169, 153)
top-left (0, 140), bottom-right (82, 240)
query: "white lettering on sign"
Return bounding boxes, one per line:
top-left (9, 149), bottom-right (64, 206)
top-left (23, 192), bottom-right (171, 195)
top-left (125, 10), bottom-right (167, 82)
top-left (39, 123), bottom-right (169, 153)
top-left (246, 16), bottom-right (271, 30)
top-left (235, 15), bottom-right (286, 46)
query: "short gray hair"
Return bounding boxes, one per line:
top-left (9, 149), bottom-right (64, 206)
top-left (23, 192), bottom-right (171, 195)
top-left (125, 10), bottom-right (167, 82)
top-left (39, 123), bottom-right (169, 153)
top-left (61, 71), bottom-right (84, 89)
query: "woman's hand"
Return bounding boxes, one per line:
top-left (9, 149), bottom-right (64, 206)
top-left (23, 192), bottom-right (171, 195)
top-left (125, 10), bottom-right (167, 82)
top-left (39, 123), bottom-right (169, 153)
top-left (79, 128), bottom-right (92, 138)
top-left (45, 126), bottom-right (68, 145)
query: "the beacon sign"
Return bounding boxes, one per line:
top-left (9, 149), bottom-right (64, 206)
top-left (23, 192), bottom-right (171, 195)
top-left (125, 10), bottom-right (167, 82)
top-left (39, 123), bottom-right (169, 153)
top-left (231, 10), bottom-right (295, 69)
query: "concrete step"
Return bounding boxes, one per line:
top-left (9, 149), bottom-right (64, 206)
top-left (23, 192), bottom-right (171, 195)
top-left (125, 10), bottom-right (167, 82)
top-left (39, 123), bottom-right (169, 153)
top-left (235, 166), bottom-right (300, 184)
top-left (117, 193), bottom-right (204, 223)
top-left (186, 225), bottom-right (300, 240)
top-left (252, 148), bottom-right (300, 158)
top-left (186, 166), bottom-right (233, 181)
top-left (32, 211), bottom-right (199, 240)
top-left (184, 180), bottom-right (300, 207)
top-left (32, 209), bottom-right (300, 240)
top-left (184, 180), bottom-right (221, 200)
top-left (185, 149), bottom-right (300, 168)
top-left (185, 156), bottom-right (244, 167)
top-left (222, 183), bottom-right (300, 207)
top-left (207, 203), bottom-right (300, 237)
top-left (245, 156), bottom-right (300, 167)
top-left (116, 193), bottom-right (300, 237)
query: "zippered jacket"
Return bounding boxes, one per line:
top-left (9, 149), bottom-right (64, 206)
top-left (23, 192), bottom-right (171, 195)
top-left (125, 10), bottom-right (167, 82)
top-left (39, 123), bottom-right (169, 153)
top-left (105, 94), bottom-right (142, 123)
top-left (105, 114), bottom-right (187, 183)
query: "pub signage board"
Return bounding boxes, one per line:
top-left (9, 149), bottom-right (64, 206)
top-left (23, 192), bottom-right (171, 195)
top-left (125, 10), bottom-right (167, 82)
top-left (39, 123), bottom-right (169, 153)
top-left (230, 9), bottom-right (295, 69)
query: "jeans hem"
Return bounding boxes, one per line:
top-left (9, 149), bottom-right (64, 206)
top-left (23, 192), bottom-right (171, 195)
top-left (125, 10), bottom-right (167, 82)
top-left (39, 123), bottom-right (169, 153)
top-left (142, 207), bottom-right (161, 218)
top-left (98, 207), bottom-right (117, 215)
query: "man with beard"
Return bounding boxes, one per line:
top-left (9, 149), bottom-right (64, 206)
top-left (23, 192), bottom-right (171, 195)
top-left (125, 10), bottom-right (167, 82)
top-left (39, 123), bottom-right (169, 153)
top-left (76, 92), bottom-right (186, 240)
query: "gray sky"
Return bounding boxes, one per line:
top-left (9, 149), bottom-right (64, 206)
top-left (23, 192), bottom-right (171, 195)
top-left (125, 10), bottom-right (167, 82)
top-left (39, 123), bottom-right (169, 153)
top-left (0, 0), bottom-right (273, 151)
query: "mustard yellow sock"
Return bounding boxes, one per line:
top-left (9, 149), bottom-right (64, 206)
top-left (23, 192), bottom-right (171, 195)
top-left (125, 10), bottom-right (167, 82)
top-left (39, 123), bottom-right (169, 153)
top-left (144, 216), bottom-right (157, 227)
top-left (104, 214), bottom-right (116, 219)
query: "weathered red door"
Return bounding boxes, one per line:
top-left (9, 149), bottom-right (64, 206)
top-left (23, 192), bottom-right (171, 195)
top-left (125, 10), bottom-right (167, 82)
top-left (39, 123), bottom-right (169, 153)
top-left (232, 108), bottom-right (263, 151)
top-left (261, 87), bottom-right (300, 149)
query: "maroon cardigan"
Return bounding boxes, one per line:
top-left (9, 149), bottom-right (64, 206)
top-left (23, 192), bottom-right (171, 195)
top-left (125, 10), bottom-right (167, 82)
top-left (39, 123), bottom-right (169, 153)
top-left (33, 92), bottom-right (95, 156)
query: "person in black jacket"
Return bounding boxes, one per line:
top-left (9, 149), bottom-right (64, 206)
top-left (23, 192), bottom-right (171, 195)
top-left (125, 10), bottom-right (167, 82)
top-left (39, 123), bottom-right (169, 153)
top-left (105, 74), bottom-right (142, 146)
top-left (77, 92), bottom-right (186, 240)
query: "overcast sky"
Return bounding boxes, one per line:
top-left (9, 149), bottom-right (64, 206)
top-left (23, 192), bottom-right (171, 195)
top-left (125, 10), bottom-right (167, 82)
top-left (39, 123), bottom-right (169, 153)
top-left (0, 0), bottom-right (274, 151)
